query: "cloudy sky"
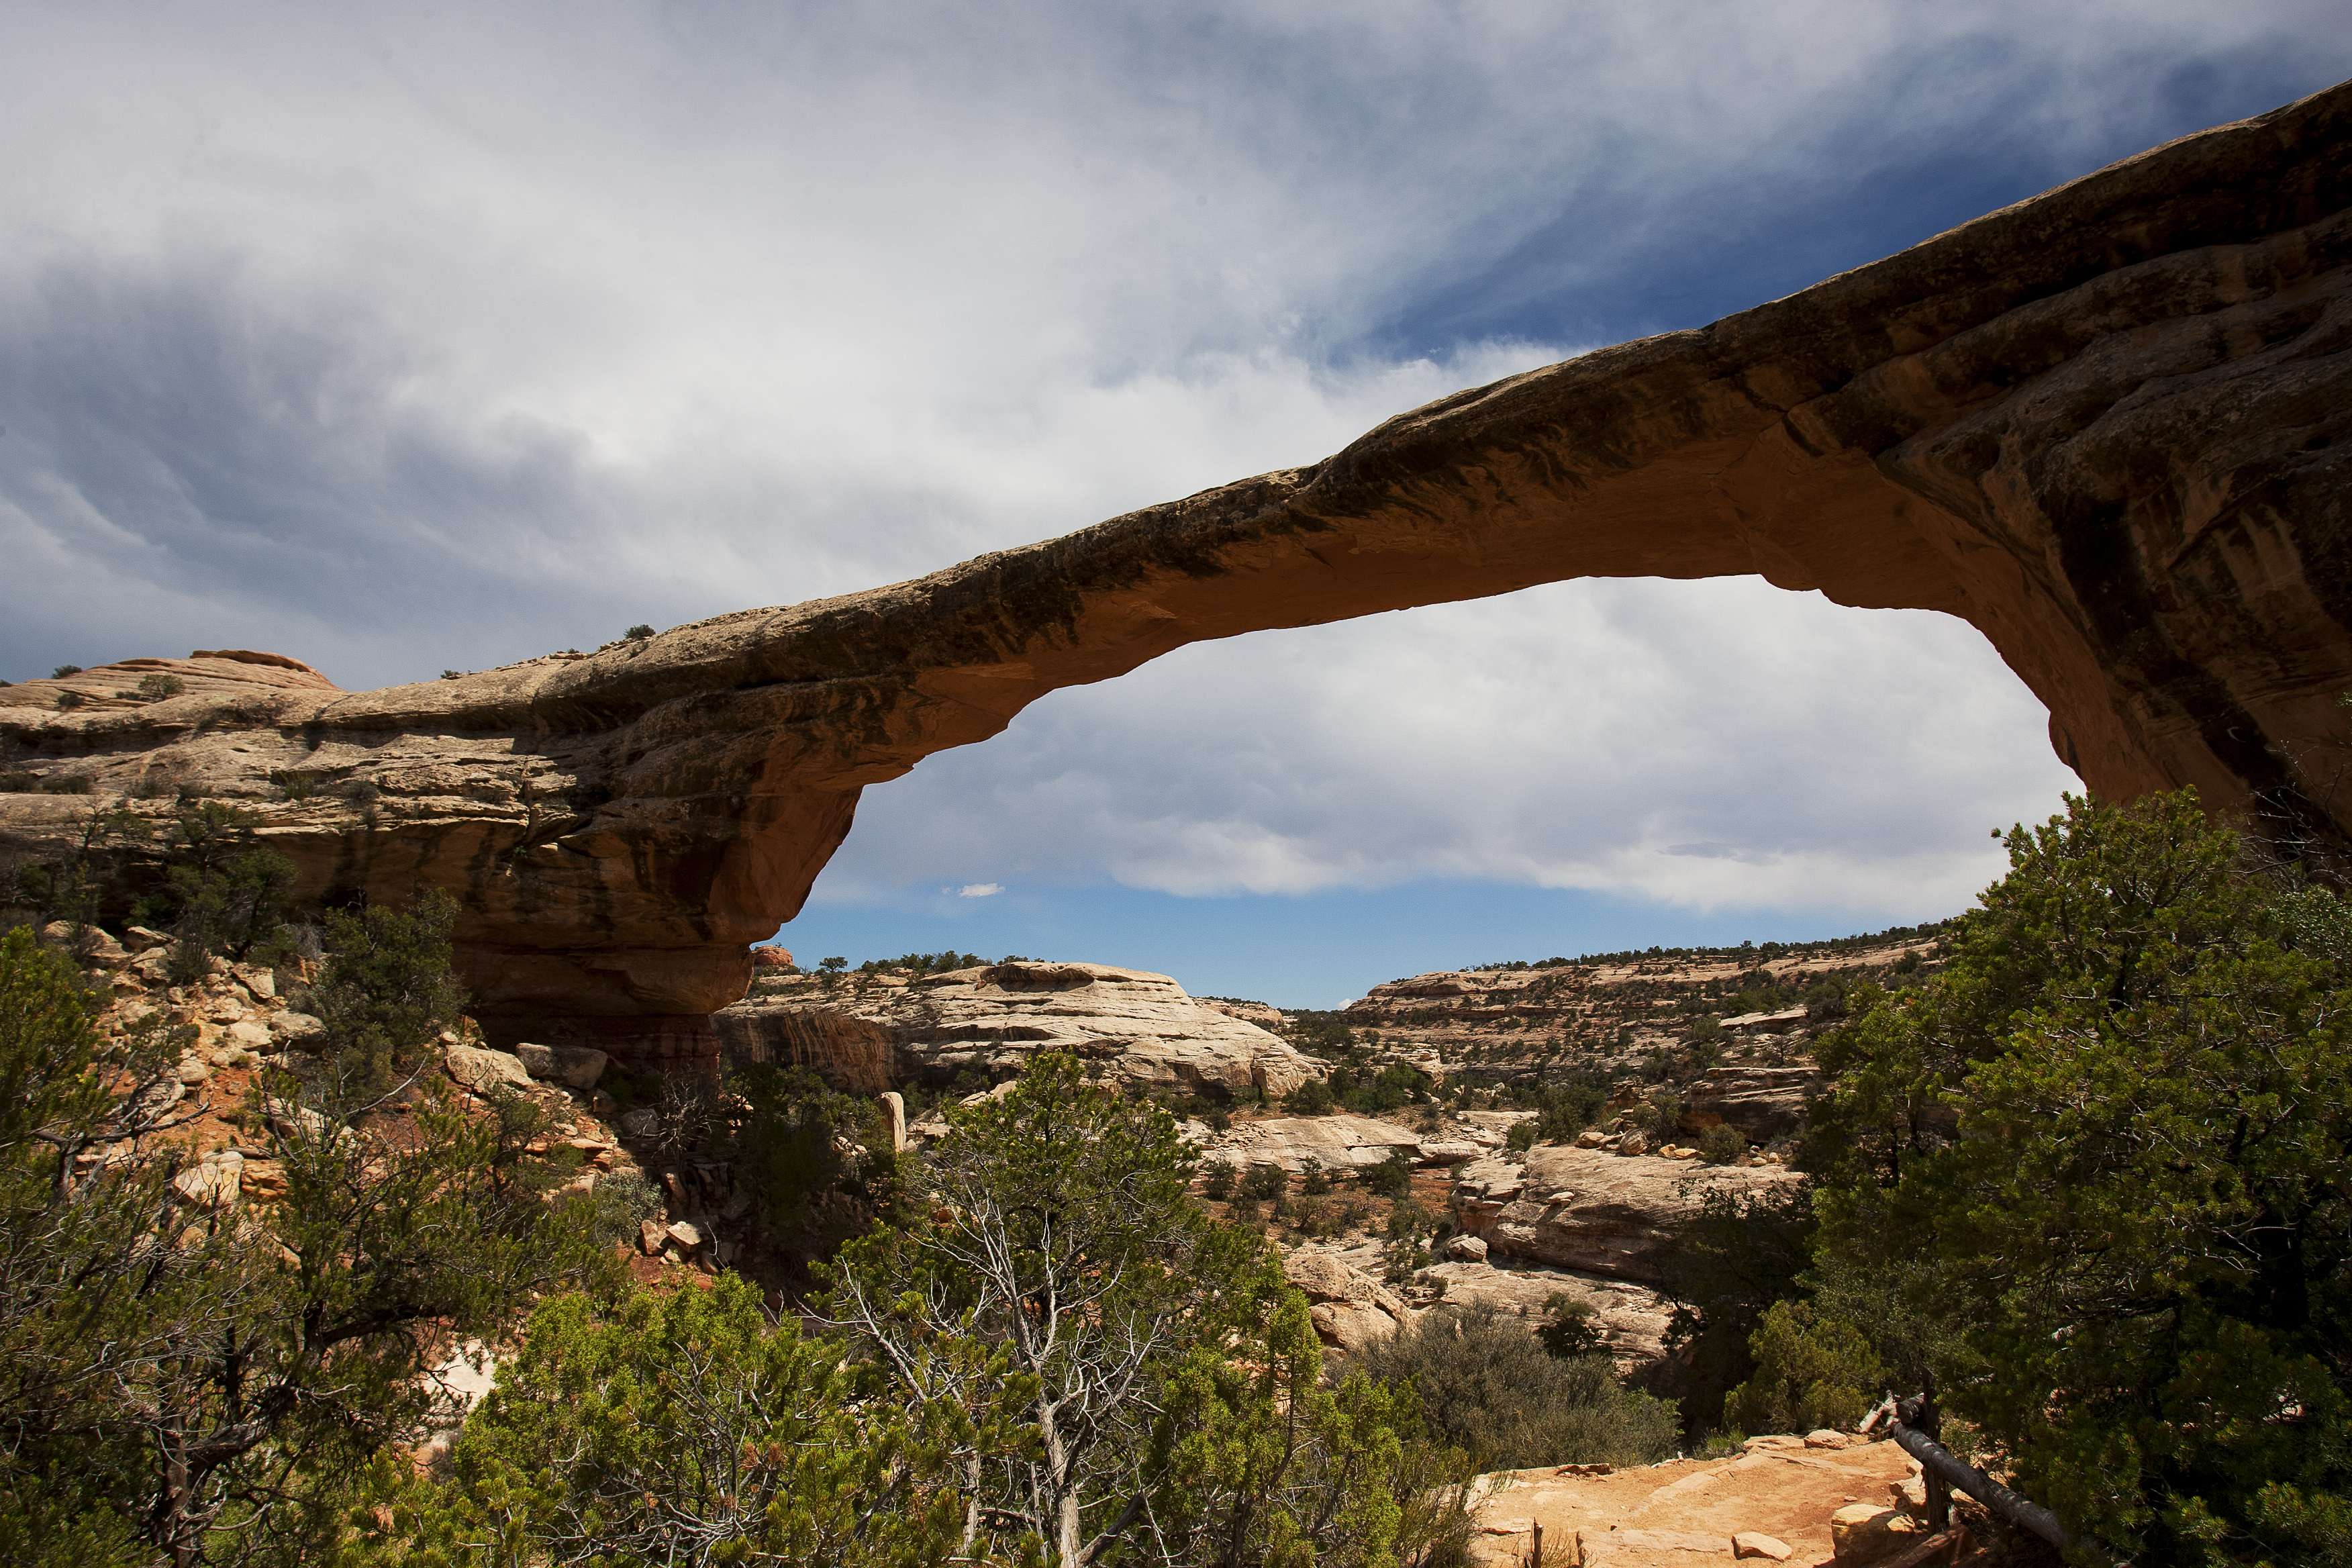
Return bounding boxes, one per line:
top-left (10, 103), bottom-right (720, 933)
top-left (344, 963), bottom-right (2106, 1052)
top-left (5, 3), bottom-right (2345, 1005)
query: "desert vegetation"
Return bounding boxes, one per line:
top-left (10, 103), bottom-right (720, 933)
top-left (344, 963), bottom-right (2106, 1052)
top-left (5, 788), bottom-right (2346, 1565)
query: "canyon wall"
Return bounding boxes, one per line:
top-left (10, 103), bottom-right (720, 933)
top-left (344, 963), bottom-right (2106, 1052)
top-left (4, 83), bottom-right (2350, 1061)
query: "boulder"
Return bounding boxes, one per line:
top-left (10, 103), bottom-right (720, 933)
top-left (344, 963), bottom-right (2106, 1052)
top-left (1733, 1534), bottom-right (1794, 1561)
top-left (1830, 1506), bottom-right (1920, 1564)
top-left (1457, 1146), bottom-right (1801, 1284)
top-left (1721, 1008), bottom-right (1808, 1033)
top-left (1442, 1233), bottom-right (1489, 1263)
top-left (513, 1042), bottom-right (609, 1089)
top-left (268, 1013), bottom-right (327, 1050)
top-left (171, 1151), bottom-right (243, 1208)
top-left (881, 1090), bottom-right (907, 1153)
top-left (1417, 1259), bottom-right (1676, 1366)
top-left (43, 922), bottom-right (129, 970)
top-left (444, 1045), bottom-right (532, 1093)
top-left (1284, 1247), bottom-right (1411, 1353)
top-left (1310, 1300), bottom-right (1400, 1354)
top-left (716, 961), bottom-right (1318, 1099)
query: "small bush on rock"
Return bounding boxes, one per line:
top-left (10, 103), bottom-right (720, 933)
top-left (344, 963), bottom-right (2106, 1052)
top-left (1353, 1303), bottom-right (1677, 1469)
top-left (1284, 1076), bottom-right (1336, 1115)
top-left (1721, 1300), bottom-right (1882, 1436)
top-left (1698, 1123), bottom-right (1747, 1163)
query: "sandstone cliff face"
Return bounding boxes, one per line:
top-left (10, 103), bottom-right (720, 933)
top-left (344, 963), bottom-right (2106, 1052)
top-left (1452, 1147), bottom-right (1802, 1284)
top-left (6, 85), bottom-right (2351, 1058)
top-left (710, 961), bottom-right (1318, 1098)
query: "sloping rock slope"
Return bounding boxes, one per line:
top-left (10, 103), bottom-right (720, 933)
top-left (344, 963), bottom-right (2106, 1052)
top-left (712, 961), bottom-right (1318, 1098)
top-left (7, 83), bottom-right (2351, 1060)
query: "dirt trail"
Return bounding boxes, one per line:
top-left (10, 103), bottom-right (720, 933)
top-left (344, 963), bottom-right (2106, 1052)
top-left (1469, 1437), bottom-right (1918, 1568)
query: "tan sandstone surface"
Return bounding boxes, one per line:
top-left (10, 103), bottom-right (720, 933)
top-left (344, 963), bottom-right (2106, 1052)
top-left (1467, 1438), bottom-right (1925, 1568)
top-left (711, 960), bottom-right (1318, 1097)
top-left (7, 84), bottom-right (2350, 1059)
top-left (1456, 1147), bottom-right (1803, 1284)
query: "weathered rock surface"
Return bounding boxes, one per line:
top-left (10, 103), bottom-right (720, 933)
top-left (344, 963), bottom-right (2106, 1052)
top-left (713, 961), bottom-right (1318, 1098)
top-left (1205, 1112), bottom-right (1427, 1173)
top-left (1465, 1441), bottom-right (1918, 1568)
top-left (1455, 1147), bottom-right (1802, 1284)
top-left (1679, 1065), bottom-right (1826, 1143)
top-left (1421, 1258), bottom-right (1680, 1367)
top-left (8, 86), bottom-right (2352, 1059)
top-left (514, 1042), bottom-right (609, 1089)
top-left (1284, 1247), bottom-right (1412, 1354)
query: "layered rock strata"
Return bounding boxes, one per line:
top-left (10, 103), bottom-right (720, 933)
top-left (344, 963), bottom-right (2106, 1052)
top-left (711, 961), bottom-right (1319, 1098)
top-left (6, 83), bottom-right (2351, 1057)
top-left (1452, 1147), bottom-right (1802, 1283)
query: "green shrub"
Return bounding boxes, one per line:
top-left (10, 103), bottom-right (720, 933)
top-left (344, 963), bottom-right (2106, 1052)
top-left (1721, 1301), bottom-right (1882, 1436)
top-left (625, 624), bottom-right (654, 640)
top-left (1697, 1123), bottom-right (1747, 1163)
top-left (1353, 1304), bottom-right (1677, 1469)
top-left (310, 891), bottom-right (468, 1095)
top-left (1538, 1293), bottom-right (1610, 1359)
top-left (1506, 1119), bottom-right (1537, 1153)
top-left (50, 665), bottom-right (81, 679)
top-left (1199, 1159), bottom-right (1236, 1202)
top-left (134, 674), bottom-right (183, 701)
top-left (1300, 1156), bottom-right (1332, 1195)
top-left (1285, 1076), bottom-right (1336, 1115)
top-left (51, 691), bottom-right (83, 711)
top-left (36, 775), bottom-right (91, 795)
top-left (1810, 790), bottom-right (2352, 1562)
top-left (1361, 1153), bottom-right (1413, 1197)
top-left (1238, 1162), bottom-right (1288, 1202)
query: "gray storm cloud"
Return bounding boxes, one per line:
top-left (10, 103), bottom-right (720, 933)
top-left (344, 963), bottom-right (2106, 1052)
top-left (1, 1), bottom-right (2341, 919)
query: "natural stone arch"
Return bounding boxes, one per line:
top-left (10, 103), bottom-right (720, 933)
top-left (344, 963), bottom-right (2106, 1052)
top-left (5, 79), bottom-right (2350, 1062)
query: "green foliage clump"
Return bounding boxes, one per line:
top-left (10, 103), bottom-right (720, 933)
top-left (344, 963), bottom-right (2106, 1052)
top-left (1511, 1072), bottom-right (1609, 1143)
top-left (1284, 1076), bottom-right (1336, 1115)
top-left (1810, 791), bottom-right (2352, 1564)
top-left (1653, 1183), bottom-right (1816, 1434)
top-left (1721, 1301), bottom-right (1883, 1436)
top-left (134, 673), bottom-right (183, 701)
top-left (309, 891), bottom-right (468, 1095)
top-left (1697, 1123), bottom-right (1747, 1163)
top-left (727, 1061), bottom-right (903, 1255)
top-left (1361, 1152), bottom-right (1413, 1198)
top-left (1352, 1303), bottom-right (1677, 1470)
top-left (0, 923), bottom-right (612, 1565)
top-left (145, 802), bottom-right (295, 979)
top-left (393, 1274), bottom-right (971, 1566)
top-left (1538, 1293), bottom-right (1610, 1360)
top-left (824, 1052), bottom-right (1468, 1567)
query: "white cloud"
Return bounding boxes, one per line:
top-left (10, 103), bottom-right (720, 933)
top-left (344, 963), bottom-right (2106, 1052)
top-left (0, 2), bottom-right (2337, 922)
top-left (957, 883), bottom-right (1006, 899)
top-left (828, 575), bottom-right (2079, 921)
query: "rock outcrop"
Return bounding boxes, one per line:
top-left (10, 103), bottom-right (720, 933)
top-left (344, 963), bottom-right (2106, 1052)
top-left (7, 83), bottom-right (2351, 1061)
top-left (1283, 1248), bottom-right (1412, 1355)
top-left (712, 961), bottom-right (1318, 1098)
top-left (1453, 1147), bottom-right (1802, 1283)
